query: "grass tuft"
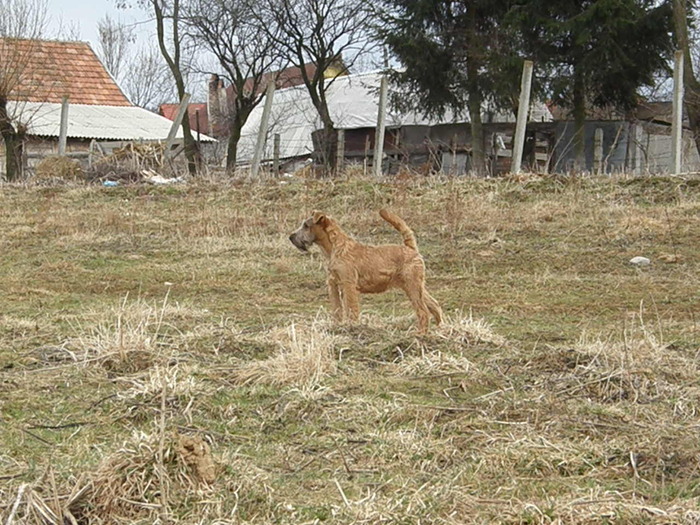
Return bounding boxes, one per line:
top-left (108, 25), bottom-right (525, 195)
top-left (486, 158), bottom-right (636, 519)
top-left (231, 320), bottom-right (339, 387)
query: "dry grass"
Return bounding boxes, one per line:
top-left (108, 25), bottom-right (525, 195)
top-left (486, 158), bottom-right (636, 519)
top-left (34, 156), bottom-right (84, 181)
top-left (1, 173), bottom-right (699, 523)
top-left (68, 293), bottom-right (185, 374)
top-left (231, 320), bottom-right (339, 388)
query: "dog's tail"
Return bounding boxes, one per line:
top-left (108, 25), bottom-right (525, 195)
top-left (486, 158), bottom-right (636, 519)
top-left (380, 209), bottom-right (418, 251)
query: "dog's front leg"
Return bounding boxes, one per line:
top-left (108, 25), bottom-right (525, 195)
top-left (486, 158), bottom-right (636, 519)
top-left (339, 282), bottom-right (360, 323)
top-left (327, 277), bottom-right (342, 321)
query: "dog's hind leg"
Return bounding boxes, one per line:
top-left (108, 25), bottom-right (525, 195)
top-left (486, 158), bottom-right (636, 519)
top-left (423, 289), bottom-right (442, 325)
top-left (403, 286), bottom-right (431, 334)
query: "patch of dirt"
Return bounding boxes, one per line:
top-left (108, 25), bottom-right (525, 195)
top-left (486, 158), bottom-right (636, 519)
top-left (177, 434), bottom-right (217, 484)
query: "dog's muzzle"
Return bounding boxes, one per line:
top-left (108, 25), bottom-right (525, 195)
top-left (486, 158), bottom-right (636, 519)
top-left (289, 233), bottom-right (309, 252)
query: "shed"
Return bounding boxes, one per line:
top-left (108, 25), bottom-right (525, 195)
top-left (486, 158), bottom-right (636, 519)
top-left (236, 71), bottom-right (553, 174)
top-left (236, 70), bottom-right (700, 175)
top-left (0, 38), bottom-right (215, 178)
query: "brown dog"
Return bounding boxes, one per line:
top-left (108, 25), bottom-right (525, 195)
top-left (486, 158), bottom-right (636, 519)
top-left (289, 209), bottom-right (442, 333)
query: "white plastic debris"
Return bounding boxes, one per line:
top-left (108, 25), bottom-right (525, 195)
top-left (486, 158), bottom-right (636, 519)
top-left (629, 256), bottom-right (651, 266)
top-left (147, 174), bottom-right (184, 185)
top-left (141, 169), bottom-right (185, 185)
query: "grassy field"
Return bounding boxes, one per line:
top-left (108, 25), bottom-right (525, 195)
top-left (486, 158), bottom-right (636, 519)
top-left (0, 174), bottom-right (699, 524)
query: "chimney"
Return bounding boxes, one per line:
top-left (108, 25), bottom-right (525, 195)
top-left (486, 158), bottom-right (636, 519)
top-left (208, 74), bottom-right (222, 137)
top-left (218, 79), bottom-right (228, 125)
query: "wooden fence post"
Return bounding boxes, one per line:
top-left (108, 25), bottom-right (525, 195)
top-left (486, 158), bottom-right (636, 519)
top-left (273, 133), bottom-right (280, 176)
top-left (165, 93), bottom-right (191, 159)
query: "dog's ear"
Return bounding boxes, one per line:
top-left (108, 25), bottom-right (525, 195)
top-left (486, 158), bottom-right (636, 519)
top-left (312, 211), bottom-right (327, 226)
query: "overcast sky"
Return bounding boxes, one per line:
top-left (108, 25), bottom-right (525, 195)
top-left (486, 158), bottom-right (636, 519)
top-left (45, 0), bottom-right (149, 50)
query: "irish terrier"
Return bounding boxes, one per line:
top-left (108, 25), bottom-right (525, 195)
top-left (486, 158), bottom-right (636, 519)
top-left (289, 209), bottom-right (442, 333)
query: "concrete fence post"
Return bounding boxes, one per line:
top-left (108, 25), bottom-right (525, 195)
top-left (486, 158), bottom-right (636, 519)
top-left (511, 60), bottom-right (534, 174)
top-left (251, 82), bottom-right (275, 178)
top-left (58, 96), bottom-right (69, 156)
top-left (336, 129), bottom-right (345, 174)
top-left (671, 50), bottom-right (684, 175)
top-left (373, 76), bottom-right (388, 177)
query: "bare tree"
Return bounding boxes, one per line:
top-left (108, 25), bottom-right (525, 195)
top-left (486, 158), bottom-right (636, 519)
top-left (96, 16), bottom-right (177, 111)
top-left (0, 0), bottom-right (48, 180)
top-left (121, 46), bottom-right (178, 110)
top-left (138, 0), bottom-right (200, 175)
top-left (259, 0), bottom-right (373, 172)
top-left (96, 14), bottom-right (135, 81)
top-left (185, 0), bottom-right (285, 171)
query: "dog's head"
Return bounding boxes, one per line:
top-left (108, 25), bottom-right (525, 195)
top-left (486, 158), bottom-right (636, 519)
top-left (288, 211), bottom-right (330, 252)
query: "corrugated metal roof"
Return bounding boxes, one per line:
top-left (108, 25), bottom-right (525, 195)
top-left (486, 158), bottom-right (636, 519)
top-left (8, 102), bottom-right (216, 142)
top-left (237, 71), bottom-right (553, 163)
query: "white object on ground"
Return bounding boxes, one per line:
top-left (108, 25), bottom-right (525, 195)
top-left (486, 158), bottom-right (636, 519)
top-left (142, 169), bottom-right (185, 185)
top-left (629, 256), bottom-right (651, 266)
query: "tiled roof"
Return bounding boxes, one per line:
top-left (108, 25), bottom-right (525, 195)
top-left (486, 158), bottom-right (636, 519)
top-left (225, 63), bottom-right (319, 100)
top-left (1, 38), bottom-right (131, 106)
top-left (159, 103), bottom-right (209, 135)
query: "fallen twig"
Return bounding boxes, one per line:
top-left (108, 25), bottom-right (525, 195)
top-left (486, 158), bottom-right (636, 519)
top-left (5, 483), bottom-right (27, 525)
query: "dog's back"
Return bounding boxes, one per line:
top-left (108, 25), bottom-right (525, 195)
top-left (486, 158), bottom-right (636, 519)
top-left (379, 209), bottom-right (418, 251)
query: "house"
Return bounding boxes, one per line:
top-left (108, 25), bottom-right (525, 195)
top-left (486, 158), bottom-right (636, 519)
top-left (158, 102), bottom-right (209, 139)
top-left (547, 102), bottom-right (700, 174)
top-left (0, 38), bottom-right (215, 177)
top-left (207, 61), bottom-right (348, 139)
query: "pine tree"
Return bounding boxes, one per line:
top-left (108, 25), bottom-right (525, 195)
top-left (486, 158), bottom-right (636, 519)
top-left (378, 0), bottom-right (524, 175)
top-left (512, 0), bottom-right (673, 170)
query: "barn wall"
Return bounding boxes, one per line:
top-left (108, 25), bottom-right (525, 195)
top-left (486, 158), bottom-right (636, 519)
top-left (0, 137), bottom-right (92, 177)
top-left (552, 121), bottom-right (629, 173)
top-left (551, 121), bottom-right (700, 174)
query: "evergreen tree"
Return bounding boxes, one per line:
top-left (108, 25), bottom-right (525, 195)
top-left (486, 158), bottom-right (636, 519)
top-left (513, 0), bottom-right (673, 170)
top-left (378, 0), bottom-right (523, 175)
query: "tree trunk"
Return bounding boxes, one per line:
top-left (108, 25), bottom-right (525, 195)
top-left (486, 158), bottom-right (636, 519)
top-left (1, 129), bottom-right (23, 181)
top-left (180, 113), bottom-right (200, 176)
top-left (322, 125), bottom-right (337, 175)
top-left (316, 103), bottom-right (337, 175)
top-left (572, 66), bottom-right (586, 172)
top-left (226, 118), bottom-right (243, 175)
top-left (466, 3), bottom-right (485, 175)
top-left (467, 91), bottom-right (485, 175)
top-left (673, 0), bottom-right (700, 155)
top-left (0, 102), bottom-right (23, 181)
top-left (300, 62), bottom-right (336, 175)
top-left (152, 0), bottom-right (200, 176)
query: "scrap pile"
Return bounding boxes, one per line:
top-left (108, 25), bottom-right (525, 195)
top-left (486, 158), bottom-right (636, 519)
top-left (86, 142), bottom-right (183, 185)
